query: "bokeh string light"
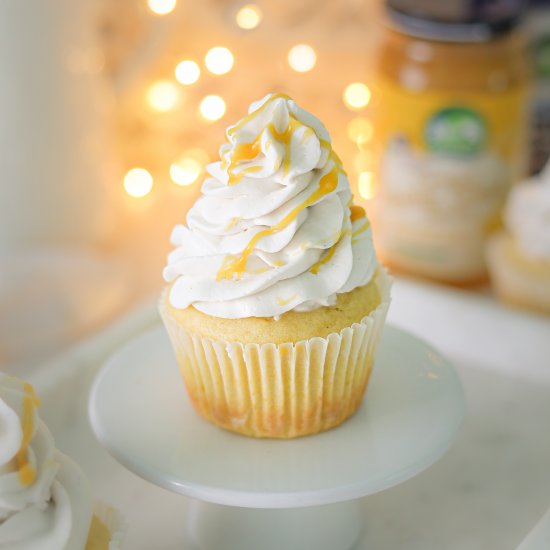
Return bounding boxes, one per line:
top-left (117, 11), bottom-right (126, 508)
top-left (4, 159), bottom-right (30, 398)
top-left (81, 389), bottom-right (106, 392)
top-left (287, 44), bottom-right (317, 73)
top-left (124, 168), bottom-right (154, 198)
top-left (199, 95), bottom-right (226, 121)
top-left (347, 117), bottom-right (373, 144)
top-left (236, 4), bottom-right (263, 29)
top-left (118, 4), bottom-right (377, 205)
top-left (343, 82), bottom-right (371, 110)
top-left (147, 0), bottom-right (177, 15)
top-left (204, 47), bottom-right (234, 75)
top-left (170, 157), bottom-right (203, 186)
top-left (358, 171), bottom-right (375, 200)
top-left (146, 80), bottom-right (181, 112)
top-left (175, 60), bottom-right (200, 85)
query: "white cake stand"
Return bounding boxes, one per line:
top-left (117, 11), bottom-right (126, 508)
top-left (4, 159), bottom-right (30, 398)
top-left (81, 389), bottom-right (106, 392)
top-left (89, 325), bottom-right (465, 550)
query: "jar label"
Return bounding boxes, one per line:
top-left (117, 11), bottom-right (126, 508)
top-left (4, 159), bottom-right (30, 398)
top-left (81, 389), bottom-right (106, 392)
top-left (534, 34), bottom-right (550, 80)
top-left (372, 76), bottom-right (528, 280)
top-left (373, 77), bottom-right (527, 161)
top-left (424, 106), bottom-right (487, 156)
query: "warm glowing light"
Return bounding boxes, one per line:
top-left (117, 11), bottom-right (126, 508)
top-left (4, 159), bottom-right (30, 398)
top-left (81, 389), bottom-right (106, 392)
top-left (124, 168), bottom-right (153, 198)
top-left (347, 117), bottom-right (373, 144)
top-left (354, 151), bottom-right (373, 173)
top-left (146, 80), bottom-right (180, 112)
top-left (343, 83), bottom-right (371, 110)
top-left (175, 60), bottom-right (200, 85)
top-left (170, 156), bottom-right (203, 186)
top-left (205, 47), bottom-right (234, 75)
top-left (185, 148), bottom-right (210, 164)
top-left (236, 4), bottom-right (262, 29)
top-left (147, 0), bottom-right (176, 15)
top-left (358, 171), bottom-right (375, 200)
top-left (287, 44), bottom-right (317, 73)
top-left (199, 95), bottom-right (226, 121)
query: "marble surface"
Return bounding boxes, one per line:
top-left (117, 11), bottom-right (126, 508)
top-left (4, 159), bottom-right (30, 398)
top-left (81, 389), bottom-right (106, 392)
top-left (28, 276), bottom-right (550, 550)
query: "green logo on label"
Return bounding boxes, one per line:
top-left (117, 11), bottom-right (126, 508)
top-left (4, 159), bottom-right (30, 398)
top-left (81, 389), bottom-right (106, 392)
top-left (425, 106), bottom-right (487, 156)
top-left (534, 35), bottom-right (550, 80)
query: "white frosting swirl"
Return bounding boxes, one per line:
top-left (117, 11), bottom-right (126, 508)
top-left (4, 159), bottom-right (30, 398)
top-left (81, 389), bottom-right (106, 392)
top-left (0, 374), bottom-right (92, 550)
top-left (506, 161), bottom-right (550, 262)
top-left (164, 94), bottom-right (377, 318)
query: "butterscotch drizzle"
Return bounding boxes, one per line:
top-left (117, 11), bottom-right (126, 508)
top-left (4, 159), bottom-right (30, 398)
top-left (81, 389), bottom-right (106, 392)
top-left (352, 222), bottom-right (370, 244)
top-left (217, 165), bottom-right (341, 280)
top-left (225, 93), bottom-right (292, 185)
top-left (350, 205), bottom-right (366, 222)
top-left (226, 118), bottom-right (303, 185)
top-left (16, 383), bottom-right (40, 486)
top-left (216, 94), bottom-right (350, 280)
top-left (227, 93), bottom-right (291, 138)
top-left (276, 294), bottom-right (298, 306)
top-left (310, 239), bottom-right (339, 275)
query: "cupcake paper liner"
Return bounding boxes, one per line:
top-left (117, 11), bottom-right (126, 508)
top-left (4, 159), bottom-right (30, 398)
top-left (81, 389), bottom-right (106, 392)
top-left (487, 232), bottom-right (550, 315)
top-left (160, 269), bottom-right (392, 438)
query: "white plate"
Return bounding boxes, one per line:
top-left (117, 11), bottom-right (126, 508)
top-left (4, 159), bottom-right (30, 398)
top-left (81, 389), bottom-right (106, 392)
top-left (89, 325), bottom-right (465, 510)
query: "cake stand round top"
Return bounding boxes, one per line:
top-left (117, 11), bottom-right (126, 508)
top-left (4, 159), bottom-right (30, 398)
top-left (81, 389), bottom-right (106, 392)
top-left (89, 325), bottom-right (465, 509)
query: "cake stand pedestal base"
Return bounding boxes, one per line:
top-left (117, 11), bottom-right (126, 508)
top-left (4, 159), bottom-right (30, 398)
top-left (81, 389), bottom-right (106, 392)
top-left (187, 500), bottom-right (362, 550)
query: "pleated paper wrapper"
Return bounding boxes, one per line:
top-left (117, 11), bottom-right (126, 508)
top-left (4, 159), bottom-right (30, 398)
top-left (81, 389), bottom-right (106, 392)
top-left (486, 232), bottom-right (550, 314)
top-left (159, 269), bottom-right (392, 439)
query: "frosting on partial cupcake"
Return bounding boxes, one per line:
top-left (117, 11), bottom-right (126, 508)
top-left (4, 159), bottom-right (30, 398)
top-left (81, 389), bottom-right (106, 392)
top-left (0, 374), bottom-right (92, 550)
top-left (379, 137), bottom-right (508, 223)
top-left (506, 161), bottom-right (550, 262)
top-left (164, 93), bottom-right (378, 318)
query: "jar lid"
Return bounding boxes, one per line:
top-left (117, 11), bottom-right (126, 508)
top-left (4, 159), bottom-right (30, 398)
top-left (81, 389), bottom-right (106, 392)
top-left (386, 0), bottom-right (527, 42)
top-left (528, 0), bottom-right (550, 7)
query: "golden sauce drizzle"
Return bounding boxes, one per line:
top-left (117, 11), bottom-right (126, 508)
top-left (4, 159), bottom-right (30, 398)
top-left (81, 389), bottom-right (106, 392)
top-left (350, 205), bottom-right (366, 222)
top-left (227, 93), bottom-right (291, 138)
top-left (310, 241), bottom-right (338, 275)
top-left (223, 94), bottom-right (342, 184)
top-left (217, 165), bottom-right (340, 280)
top-left (226, 118), bottom-right (303, 185)
top-left (352, 221), bottom-right (370, 244)
top-left (353, 220), bottom-right (370, 234)
top-left (247, 265), bottom-right (269, 275)
top-left (352, 221), bottom-right (370, 237)
top-left (233, 140), bottom-right (261, 163)
top-left (16, 383), bottom-right (40, 486)
top-left (276, 294), bottom-right (297, 306)
top-left (225, 93), bottom-right (292, 185)
top-left (85, 515), bottom-right (111, 550)
top-left (216, 93), bottom-right (351, 281)
top-left (279, 119), bottom-right (300, 176)
top-left (225, 217), bottom-right (241, 231)
top-left (321, 139), bottom-right (345, 173)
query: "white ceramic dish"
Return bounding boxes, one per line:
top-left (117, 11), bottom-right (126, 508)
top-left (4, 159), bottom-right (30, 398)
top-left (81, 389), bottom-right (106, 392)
top-left (89, 325), bottom-right (465, 550)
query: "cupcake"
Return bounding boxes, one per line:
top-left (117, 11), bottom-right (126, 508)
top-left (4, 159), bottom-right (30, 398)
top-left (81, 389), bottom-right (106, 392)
top-left (160, 93), bottom-right (391, 439)
top-left (487, 160), bottom-right (550, 314)
top-left (0, 373), bottom-right (125, 549)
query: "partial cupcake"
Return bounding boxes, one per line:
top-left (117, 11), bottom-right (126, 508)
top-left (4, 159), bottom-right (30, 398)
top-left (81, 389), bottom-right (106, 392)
top-left (0, 373), bottom-right (125, 549)
top-left (487, 160), bottom-right (550, 314)
top-left (160, 93), bottom-right (391, 439)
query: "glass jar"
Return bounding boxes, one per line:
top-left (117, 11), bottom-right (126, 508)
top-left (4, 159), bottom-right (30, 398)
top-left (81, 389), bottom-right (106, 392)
top-left (371, 5), bottom-right (530, 284)
top-left (525, 0), bottom-right (550, 174)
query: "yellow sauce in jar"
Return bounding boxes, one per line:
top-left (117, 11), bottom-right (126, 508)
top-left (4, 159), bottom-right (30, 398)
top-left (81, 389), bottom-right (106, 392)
top-left (371, 20), bottom-right (530, 284)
